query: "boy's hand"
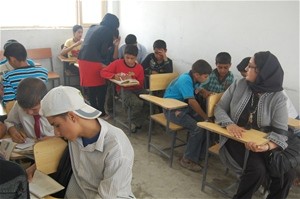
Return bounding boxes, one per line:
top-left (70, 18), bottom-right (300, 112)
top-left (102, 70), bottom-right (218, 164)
top-left (113, 36), bottom-right (121, 47)
top-left (200, 89), bottom-right (211, 98)
top-left (26, 164), bottom-right (36, 182)
top-left (9, 128), bottom-right (27, 143)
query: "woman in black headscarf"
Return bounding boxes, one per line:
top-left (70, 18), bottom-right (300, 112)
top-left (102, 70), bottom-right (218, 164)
top-left (214, 51), bottom-right (295, 199)
top-left (78, 13), bottom-right (119, 117)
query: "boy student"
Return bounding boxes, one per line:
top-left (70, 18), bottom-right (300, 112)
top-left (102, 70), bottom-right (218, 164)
top-left (118, 34), bottom-right (148, 63)
top-left (198, 52), bottom-right (234, 98)
top-left (164, 60), bottom-right (212, 172)
top-left (101, 44), bottom-right (145, 133)
top-left (2, 42), bottom-right (48, 104)
top-left (39, 86), bottom-right (135, 198)
top-left (142, 39), bottom-right (173, 89)
top-left (5, 78), bottom-right (54, 143)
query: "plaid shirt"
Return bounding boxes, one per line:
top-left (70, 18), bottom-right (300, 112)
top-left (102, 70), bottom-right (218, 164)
top-left (200, 69), bottom-right (234, 93)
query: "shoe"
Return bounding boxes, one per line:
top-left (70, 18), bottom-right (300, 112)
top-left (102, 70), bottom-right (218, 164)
top-left (130, 124), bottom-right (142, 133)
top-left (180, 157), bottom-right (202, 172)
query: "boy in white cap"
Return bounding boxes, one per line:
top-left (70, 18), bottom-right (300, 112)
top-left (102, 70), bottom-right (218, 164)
top-left (38, 86), bottom-right (135, 198)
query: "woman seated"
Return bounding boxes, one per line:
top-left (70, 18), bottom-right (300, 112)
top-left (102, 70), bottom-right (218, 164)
top-left (214, 51), bottom-right (295, 199)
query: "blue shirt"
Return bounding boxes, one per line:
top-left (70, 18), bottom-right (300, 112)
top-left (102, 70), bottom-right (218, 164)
top-left (164, 72), bottom-right (199, 102)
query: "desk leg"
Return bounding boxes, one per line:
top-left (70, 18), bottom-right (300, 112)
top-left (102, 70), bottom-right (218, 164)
top-left (201, 129), bottom-right (210, 191)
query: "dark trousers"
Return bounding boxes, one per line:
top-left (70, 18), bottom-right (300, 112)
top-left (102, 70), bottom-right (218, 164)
top-left (86, 85), bottom-right (107, 114)
top-left (226, 139), bottom-right (295, 199)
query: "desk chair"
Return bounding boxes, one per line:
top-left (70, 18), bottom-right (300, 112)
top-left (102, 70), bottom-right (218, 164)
top-left (34, 137), bottom-right (67, 175)
top-left (4, 100), bottom-right (16, 115)
top-left (27, 48), bottom-right (61, 88)
top-left (140, 72), bottom-right (191, 167)
top-left (59, 44), bottom-right (80, 86)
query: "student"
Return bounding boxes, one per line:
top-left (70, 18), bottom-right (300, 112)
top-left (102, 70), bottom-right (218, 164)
top-left (2, 42), bottom-right (48, 104)
top-left (0, 122), bottom-right (7, 139)
top-left (198, 52), bottom-right (234, 98)
top-left (5, 78), bottom-right (54, 143)
top-left (142, 39), bottom-right (173, 89)
top-left (163, 60), bottom-right (212, 171)
top-left (118, 34), bottom-right (147, 63)
top-left (60, 25), bottom-right (83, 75)
top-left (236, 56), bottom-right (251, 78)
top-left (78, 13), bottom-right (119, 117)
top-left (0, 40), bottom-right (36, 99)
top-left (38, 86), bottom-right (135, 198)
top-left (101, 44), bottom-right (145, 132)
top-left (0, 39), bottom-right (35, 81)
top-left (214, 51), bottom-right (295, 199)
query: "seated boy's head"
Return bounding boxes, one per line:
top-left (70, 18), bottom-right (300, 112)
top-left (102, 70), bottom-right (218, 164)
top-left (153, 39), bottom-right (167, 62)
top-left (3, 42), bottom-right (27, 68)
top-left (72, 25), bottom-right (83, 40)
top-left (41, 86), bottom-right (102, 140)
top-left (3, 39), bottom-right (18, 50)
top-left (17, 77), bottom-right (47, 116)
top-left (215, 52), bottom-right (231, 78)
top-left (236, 57), bottom-right (251, 78)
top-left (125, 34), bottom-right (137, 45)
top-left (192, 59), bottom-right (213, 83)
top-left (124, 44), bottom-right (138, 67)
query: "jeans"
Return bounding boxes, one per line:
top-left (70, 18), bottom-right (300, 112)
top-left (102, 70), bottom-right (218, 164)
top-left (165, 106), bottom-right (206, 163)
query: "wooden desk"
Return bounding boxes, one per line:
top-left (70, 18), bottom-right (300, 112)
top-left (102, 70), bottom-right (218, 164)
top-left (139, 94), bottom-right (188, 110)
top-left (197, 122), bottom-right (268, 145)
top-left (288, 117), bottom-right (300, 129)
top-left (57, 55), bottom-right (78, 63)
top-left (110, 78), bottom-right (140, 135)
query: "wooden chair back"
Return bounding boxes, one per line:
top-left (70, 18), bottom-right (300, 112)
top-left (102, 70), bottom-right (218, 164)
top-left (34, 137), bottom-right (67, 175)
top-left (149, 72), bottom-right (179, 92)
top-left (206, 92), bottom-right (223, 118)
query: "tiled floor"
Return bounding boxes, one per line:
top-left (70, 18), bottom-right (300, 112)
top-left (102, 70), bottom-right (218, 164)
top-left (107, 105), bottom-right (300, 199)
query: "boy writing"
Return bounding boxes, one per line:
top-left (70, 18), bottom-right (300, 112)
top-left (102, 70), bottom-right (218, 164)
top-left (39, 86), bottom-right (135, 198)
top-left (164, 60), bottom-right (212, 171)
top-left (5, 78), bottom-right (54, 143)
top-left (101, 44), bottom-right (145, 133)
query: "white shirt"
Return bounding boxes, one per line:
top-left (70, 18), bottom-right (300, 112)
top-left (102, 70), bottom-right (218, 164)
top-left (65, 118), bottom-right (135, 199)
top-left (118, 43), bottom-right (147, 63)
top-left (4, 102), bottom-right (54, 138)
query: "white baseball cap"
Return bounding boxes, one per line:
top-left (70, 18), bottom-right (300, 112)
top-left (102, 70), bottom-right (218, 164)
top-left (41, 86), bottom-right (101, 119)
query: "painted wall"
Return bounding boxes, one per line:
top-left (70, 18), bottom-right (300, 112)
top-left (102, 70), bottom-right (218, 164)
top-left (118, 0), bottom-right (299, 112)
top-left (0, 1), bottom-right (299, 112)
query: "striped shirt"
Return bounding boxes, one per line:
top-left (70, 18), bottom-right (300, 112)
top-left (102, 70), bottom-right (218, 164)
top-left (2, 66), bottom-right (48, 103)
top-left (65, 118), bottom-right (135, 199)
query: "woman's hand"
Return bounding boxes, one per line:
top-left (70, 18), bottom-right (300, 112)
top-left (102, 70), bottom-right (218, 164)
top-left (246, 141), bottom-right (277, 152)
top-left (226, 124), bottom-right (245, 139)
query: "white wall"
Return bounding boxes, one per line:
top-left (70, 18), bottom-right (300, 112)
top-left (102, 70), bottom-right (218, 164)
top-left (0, 1), bottom-right (299, 112)
top-left (117, 0), bottom-right (299, 112)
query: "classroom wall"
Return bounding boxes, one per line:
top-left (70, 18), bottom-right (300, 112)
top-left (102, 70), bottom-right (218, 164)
top-left (117, 0), bottom-right (300, 112)
top-left (0, 1), bottom-right (299, 112)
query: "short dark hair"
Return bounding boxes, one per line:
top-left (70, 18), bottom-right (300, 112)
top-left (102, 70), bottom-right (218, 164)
top-left (192, 59), bottom-right (212, 75)
top-left (124, 44), bottom-right (138, 57)
top-left (215, 52), bottom-right (231, 65)
top-left (17, 78), bottom-right (48, 109)
top-left (3, 42), bottom-right (27, 62)
top-left (236, 57), bottom-right (251, 72)
top-left (153, 40), bottom-right (167, 50)
top-left (3, 39), bottom-right (18, 50)
top-left (125, 34), bottom-right (137, 45)
top-left (72, 25), bottom-right (83, 33)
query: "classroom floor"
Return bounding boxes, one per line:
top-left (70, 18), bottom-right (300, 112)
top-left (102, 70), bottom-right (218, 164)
top-left (107, 106), bottom-right (300, 199)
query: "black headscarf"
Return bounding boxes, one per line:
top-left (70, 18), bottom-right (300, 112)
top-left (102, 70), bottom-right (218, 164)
top-left (248, 51), bottom-right (284, 93)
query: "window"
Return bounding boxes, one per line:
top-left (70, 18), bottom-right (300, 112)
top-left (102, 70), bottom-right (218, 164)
top-left (0, 0), bottom-right (107, 28)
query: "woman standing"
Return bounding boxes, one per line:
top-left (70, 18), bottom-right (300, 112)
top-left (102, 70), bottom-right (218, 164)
top-left (214, 51), bottom-right (295, 199)
top-left (78, 13), bottom-right (119, 117)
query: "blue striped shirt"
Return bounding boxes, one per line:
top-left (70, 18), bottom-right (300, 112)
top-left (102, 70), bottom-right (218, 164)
top-left (2, 66), bottom-right (48, 103)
